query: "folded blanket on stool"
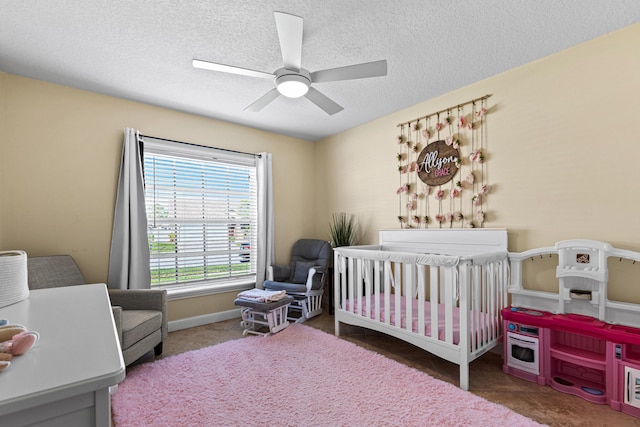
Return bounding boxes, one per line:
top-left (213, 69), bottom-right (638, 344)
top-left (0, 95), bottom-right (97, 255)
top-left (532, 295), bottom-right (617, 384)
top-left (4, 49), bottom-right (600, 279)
top-left (237, 288), bottom-right (287, 302)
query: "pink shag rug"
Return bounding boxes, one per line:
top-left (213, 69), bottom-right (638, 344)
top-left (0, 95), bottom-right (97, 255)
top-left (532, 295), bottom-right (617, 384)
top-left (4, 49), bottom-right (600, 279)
top-left (112, 324), bottom-right (544, 427)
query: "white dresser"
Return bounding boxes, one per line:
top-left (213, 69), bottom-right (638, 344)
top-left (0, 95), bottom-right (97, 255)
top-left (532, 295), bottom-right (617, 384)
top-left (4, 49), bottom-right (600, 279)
top-left (0, 284), bottom-right (125, 426)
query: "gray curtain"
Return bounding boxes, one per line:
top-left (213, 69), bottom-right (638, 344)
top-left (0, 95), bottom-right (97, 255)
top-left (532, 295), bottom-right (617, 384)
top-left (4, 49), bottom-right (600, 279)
top-left (107, 128), bottom-right (151, 289)
top-left (255, 152), bottom-right (274, 289)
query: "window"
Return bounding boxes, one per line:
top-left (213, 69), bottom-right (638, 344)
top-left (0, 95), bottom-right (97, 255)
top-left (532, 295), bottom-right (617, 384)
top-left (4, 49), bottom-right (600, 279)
top-left (142, 138), bottom-right (258, 292)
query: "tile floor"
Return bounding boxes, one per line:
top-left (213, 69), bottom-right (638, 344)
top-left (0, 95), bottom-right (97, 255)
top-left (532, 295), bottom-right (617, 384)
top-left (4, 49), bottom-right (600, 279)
top-left (142, 311), bottom-right (640, 427)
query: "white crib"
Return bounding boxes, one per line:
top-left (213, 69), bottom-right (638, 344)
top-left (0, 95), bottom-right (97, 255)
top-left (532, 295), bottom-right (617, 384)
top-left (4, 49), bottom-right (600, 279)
top-left (333, 228), bottom-right (509, 390)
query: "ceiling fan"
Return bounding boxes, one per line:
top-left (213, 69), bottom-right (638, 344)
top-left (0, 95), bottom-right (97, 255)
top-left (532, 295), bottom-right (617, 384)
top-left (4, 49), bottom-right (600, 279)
top-left (193, 11), bottom-right (388, 115)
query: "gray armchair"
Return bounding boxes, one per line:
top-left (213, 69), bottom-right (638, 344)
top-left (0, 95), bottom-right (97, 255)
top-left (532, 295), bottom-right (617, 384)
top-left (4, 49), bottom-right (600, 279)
top-left (263, 239), bottom-right (331, 322)
top-left (27, 255), bottom-right (167, 366)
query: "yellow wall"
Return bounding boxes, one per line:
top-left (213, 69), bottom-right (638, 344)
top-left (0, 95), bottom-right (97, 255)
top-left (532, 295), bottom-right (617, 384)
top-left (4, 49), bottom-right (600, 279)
top-left (0, 74), bottom-right (317, 321)
top-left (314, 23), bottom-right (640, 301)
top-left (2, 23), bottom-right (640, 321)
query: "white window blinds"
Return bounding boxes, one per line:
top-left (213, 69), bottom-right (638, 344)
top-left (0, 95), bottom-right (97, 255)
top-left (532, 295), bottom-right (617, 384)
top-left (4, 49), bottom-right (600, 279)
top-left (142, 138), bottom-right (258, 288)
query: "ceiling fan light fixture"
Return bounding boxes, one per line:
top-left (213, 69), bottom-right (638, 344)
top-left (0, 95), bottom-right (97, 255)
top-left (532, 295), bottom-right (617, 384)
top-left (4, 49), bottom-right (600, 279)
top-left (276, 73), bottom-right (310, 98)
top-left (193, 12), bottom-right (386, 114)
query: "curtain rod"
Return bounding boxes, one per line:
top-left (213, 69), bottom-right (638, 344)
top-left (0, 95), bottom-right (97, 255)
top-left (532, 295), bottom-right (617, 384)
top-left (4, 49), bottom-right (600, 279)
top-left (396, 94), bottom-right (492, 128)
top-left (139, 133), bottom-right (262, 158)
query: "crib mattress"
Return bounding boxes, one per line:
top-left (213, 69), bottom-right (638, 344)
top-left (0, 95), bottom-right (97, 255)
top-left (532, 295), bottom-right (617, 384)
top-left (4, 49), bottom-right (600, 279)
top-left (343, 294), bottom-right (497, 345)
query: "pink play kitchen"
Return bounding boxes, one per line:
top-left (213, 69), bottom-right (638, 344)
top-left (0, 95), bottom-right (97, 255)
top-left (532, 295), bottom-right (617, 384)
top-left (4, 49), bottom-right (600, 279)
top-left (503, 240), bottom-right (640, 418)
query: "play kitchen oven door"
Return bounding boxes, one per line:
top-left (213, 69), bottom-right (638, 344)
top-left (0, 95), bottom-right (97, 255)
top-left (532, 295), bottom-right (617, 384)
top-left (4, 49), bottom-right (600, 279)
top-left (506, 327), bottom-right (540, 375)
top-left (625, 365), bottom-right (640, 409)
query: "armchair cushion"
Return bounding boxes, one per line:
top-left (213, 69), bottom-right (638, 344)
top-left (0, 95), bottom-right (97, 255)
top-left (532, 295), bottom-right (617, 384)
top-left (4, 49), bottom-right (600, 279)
top-left (121, 310), bottom-right (163, 349)
top-left (264, 280), bottom-right (308, 294)
top-left (108, 288), bottom-right (168, 362)
top-left (291, 261), bottom-right (316, 284)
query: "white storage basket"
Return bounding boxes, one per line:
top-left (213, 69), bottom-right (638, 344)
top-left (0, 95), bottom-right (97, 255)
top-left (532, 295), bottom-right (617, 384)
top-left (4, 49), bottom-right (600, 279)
top-left (0, 250), bottom-right (29, 308)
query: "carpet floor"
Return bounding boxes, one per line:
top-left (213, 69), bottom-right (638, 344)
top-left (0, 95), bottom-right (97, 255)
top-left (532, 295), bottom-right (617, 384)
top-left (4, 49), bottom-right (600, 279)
top-left (112, 323), bottom-right (544, 426)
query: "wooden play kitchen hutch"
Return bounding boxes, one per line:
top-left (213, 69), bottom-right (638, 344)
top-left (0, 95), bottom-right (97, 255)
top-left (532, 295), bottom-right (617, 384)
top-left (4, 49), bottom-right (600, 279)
top-left (503, 239), bottom-right (640, 418)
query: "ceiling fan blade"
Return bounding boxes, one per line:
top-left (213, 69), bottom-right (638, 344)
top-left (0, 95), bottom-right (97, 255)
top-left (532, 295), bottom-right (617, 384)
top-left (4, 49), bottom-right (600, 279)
top-left (193, 59), bottom-right (273, 79)
top-left (304, 87), bottom-right (343, 115)
top-left (244, 88), bottom-right (281, 112)
top-left (274, 11), bottom-right (303, 71)
top-left (310, 60), bottom-right (388, 83)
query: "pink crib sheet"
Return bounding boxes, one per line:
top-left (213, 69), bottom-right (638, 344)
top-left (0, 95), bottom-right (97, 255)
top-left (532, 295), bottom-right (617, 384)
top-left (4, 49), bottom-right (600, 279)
top-left (344, 294), bottom-right (496, 345)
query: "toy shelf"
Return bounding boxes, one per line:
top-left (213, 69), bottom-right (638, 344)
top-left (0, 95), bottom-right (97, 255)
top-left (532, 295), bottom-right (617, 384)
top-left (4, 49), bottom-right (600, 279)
top-left (549, 374), bottom-right (607, 404)
top-left (549, 344), bottom-right (606, 370)
top-left (548, 326), bottom-right (608, 404)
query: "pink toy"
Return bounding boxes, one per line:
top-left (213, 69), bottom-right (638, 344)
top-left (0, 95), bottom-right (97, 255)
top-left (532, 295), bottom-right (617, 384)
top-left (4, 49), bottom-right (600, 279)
top-left (0, 331), bottom-right (39, 355)
top-left (0, 323), bottom-right (39, 372)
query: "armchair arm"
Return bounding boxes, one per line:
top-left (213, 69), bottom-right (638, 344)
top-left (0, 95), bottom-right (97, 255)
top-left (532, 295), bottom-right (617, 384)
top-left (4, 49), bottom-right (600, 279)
top-left (111, 305), bottom-right (123, 346)
top-left (108, 289), bottom-right (168, 340)
top-left (108, 289), bottom-right (166, 310)
top-left (305, 266), bottom-right (325, 292)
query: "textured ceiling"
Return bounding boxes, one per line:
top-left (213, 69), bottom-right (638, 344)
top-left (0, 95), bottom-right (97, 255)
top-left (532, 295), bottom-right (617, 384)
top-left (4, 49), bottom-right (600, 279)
top-left (1, 1), bottom-right (639, 141)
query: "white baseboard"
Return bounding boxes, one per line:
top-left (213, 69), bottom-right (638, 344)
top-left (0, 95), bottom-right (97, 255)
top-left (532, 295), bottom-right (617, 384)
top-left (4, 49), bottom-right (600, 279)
top-left (168, 308), bottom-right (242, 332)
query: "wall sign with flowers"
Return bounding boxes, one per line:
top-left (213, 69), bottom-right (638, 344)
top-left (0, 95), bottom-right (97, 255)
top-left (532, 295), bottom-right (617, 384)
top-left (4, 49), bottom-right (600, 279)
top-left (396, 94), bottom-right (492, 228)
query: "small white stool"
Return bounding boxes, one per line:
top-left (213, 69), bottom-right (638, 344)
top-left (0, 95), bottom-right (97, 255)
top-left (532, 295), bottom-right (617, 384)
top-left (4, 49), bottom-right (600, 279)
top-left (234, 296), bottom-right (294, 336)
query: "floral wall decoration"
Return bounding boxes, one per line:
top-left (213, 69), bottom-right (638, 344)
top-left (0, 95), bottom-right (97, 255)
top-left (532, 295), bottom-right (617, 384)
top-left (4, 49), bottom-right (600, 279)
top-left (396, 94), bottom-right (492, 229)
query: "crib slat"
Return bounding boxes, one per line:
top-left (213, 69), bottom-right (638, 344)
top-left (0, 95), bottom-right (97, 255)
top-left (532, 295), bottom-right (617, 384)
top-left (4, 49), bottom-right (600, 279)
top-left (482, 264), bottom-right (488, 345)
top-left (348, 257), bottom-right (355, 314)
top-left (458, 262), bottom-right (470, 363)
top-left (486, 263), bottom-right (492, 342)
top-left (405, 263), bottom-right (414, 333)
top-left (430, 266), bottom-right (439, 339)
top-left (384, 261), bottom-right (391, 326)
top-left (474, 265), bottom-right (482, 349)
top-left (500, 259), bottom-right (508, 334)
top-left (485, 263), bottom-right (493, 341)
top-left (467, 265), bottom-right (474, 352)
top-left (443, 266), bottom-right (454, 344)
top-left (340, 254), bottom-right (347, 311)
top-left (374, 260), bottom-right (381, 322)
top-left (470, 265), bottom-right (477, 349)
top-left (334, 253), bottom-right (341, 337)
top-left (490, 263), bottom-right (497, 340)
top-left (417, 265), bottom-right (426, 337)
top-left (394, 262), bottom-right (402, 329)
top-left (365, 259), bottom-right (371, 318)
top-left (356, 258), bottom-right (363, 318)
top-left (497, 260), bottom-right (507, 336)
top-left (478, 265), bottom-right (487, 346)
top-left (473, 265), bottom-right (480, 347)
top-left (492, 263), bottom-right (498, 334)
